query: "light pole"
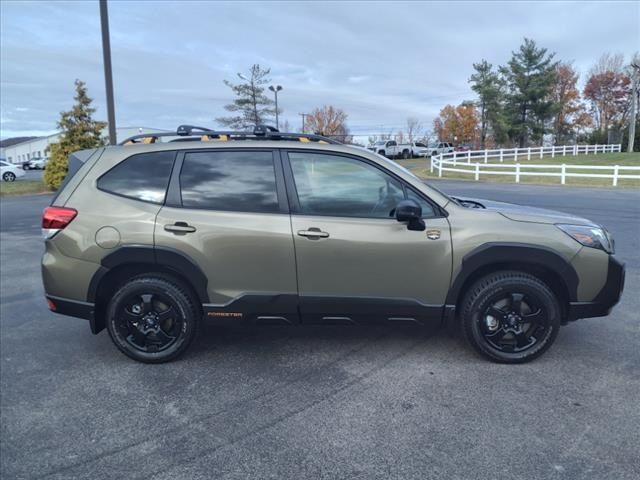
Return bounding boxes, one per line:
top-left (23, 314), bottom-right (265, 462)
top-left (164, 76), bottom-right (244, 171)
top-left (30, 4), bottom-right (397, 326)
top-left (269, 85), bottom-right (282, 130)
top-left (99, 0), bottom-right (116, 145)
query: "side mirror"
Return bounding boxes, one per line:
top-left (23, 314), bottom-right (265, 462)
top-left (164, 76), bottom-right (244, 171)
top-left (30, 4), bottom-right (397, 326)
top-left (395, 199), bottom-right (425, 231)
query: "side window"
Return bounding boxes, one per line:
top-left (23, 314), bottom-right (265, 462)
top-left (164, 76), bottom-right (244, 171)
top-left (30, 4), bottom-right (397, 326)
top-left (98, 151), bottom-right (175, 204)
top-left (288, 152), bottom-right (404, 218)
top-left (406, 188), bottom-right (437, 218)
top-left (179, 150), bottom-right (279, 213)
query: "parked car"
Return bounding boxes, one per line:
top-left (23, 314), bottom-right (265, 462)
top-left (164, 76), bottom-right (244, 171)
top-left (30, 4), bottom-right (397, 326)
top-left (25, 157), bottom-right (48, 170)
top-left (454, 145), bottom-right (472, 152)
top-left (367, 140), bottom-right (428, 159)
top-left (419, 142), bottom-right (455, 157)
top-left (41, 124), bottom-right (624, 364)
top-left (1, 160), bottom-right (25, 182)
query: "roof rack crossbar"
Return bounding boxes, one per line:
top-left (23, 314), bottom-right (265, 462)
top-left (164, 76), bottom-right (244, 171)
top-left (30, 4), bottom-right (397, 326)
top-left (119, 125), bottom-right (341, 146)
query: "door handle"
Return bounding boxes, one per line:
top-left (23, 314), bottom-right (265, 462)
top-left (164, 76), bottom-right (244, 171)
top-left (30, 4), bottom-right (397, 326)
top-left (297, 228), bottom-right (329, 239)
top-left (164, 222), bottom-right (196, 234)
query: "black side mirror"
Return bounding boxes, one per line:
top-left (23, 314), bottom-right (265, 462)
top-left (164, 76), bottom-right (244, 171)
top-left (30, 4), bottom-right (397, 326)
top-left (395, 199), bottom-right (426, 231)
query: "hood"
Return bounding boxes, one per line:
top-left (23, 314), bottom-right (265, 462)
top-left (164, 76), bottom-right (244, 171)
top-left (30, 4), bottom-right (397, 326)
top-left (453, 196), bottom-right (597, 226)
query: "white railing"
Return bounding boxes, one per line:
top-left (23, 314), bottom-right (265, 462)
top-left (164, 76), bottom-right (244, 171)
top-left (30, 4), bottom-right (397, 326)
top-left (425, 143), bottom-right (622, 163)
top-left (428, 144), bottom-right (639, 186)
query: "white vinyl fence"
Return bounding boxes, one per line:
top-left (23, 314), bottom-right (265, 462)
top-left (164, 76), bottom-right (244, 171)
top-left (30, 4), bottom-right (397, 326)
top-left (429, 144), bottom-right (640, 186)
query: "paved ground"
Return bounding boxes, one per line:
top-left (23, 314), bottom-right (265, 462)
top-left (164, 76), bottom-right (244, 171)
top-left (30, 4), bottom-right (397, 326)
top-left (1, 181), bottom-right (639, 479)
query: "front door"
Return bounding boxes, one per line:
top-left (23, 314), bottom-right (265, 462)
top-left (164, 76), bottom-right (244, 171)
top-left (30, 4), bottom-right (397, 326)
top-left (154, 149), bottom-right (298, 323)
top-left (283, 150), bottom-right (452, 325)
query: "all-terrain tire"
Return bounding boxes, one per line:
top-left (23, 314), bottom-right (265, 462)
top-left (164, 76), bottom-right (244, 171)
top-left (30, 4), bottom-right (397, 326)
top-left (460, 270), bottom-right (561, 363)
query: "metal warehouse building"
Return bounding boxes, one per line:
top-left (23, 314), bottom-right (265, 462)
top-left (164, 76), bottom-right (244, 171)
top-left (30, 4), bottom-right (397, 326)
top-left (0, 127), bottom-right (168, 164)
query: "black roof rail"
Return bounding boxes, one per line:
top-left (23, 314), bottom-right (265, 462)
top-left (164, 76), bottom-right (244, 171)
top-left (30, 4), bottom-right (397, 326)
top-left (119, 125), bottom-right (342, 145)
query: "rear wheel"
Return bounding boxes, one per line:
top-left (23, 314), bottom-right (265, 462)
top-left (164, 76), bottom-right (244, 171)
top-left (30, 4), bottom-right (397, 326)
top-left (106, 275), bottom-right (199, 363)
top-left (3, 172), bottom-right (16, 182)
top-left (402, 150), bottom-right (410, 159)
top-left (461, 271), bottom-right (560, 363)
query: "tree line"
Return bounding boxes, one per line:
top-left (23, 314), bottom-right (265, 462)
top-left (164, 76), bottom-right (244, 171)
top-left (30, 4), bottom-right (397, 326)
top-left (435, 39), bottom-right (639, 149)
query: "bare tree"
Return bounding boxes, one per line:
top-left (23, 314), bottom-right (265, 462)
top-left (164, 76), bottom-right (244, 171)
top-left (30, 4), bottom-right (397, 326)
top-left (406, 117), bottom-right (422, 143)
top-left (305, 105), bottom-right (350, 140)
top-left (590, 53), bottom-right (625, 76)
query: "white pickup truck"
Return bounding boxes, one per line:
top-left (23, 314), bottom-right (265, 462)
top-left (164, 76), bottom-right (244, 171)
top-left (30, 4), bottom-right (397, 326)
top-left (367, 141), bottom-right (429, 159)
top-left (418, 142), bottom-right (455, 157)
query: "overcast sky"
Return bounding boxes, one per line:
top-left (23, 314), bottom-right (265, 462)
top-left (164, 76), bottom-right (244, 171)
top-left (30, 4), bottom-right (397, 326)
top-left (1, 0), bottom-right (638, 140)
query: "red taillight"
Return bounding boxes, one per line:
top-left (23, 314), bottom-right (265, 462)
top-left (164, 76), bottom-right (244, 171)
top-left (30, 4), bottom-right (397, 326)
top-left (47, 298), bottom-right (57, 311)
top-left (42, 207), bottom-right (77, 230)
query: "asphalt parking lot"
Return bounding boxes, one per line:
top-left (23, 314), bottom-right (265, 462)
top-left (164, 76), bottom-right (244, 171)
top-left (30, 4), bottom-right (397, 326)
top-left (1, 181), bottom-right (639, 479)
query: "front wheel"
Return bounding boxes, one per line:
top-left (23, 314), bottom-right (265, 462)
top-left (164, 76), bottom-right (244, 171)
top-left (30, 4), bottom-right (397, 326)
top-left (460, 271), bottom-right (560, 363)
top-left (106, 275), bottom-right (200, 363)
top-left (3, 172), bottom-right (16, 182)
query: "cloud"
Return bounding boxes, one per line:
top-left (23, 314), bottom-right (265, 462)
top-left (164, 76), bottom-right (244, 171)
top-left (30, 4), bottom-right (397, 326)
top-left (1, 0), bottom-right (638, 140)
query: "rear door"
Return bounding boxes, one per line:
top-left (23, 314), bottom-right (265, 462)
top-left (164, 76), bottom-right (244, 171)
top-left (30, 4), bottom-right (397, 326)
top-left (283, 150), bottom-right (452, 325)
top-left (154, 148), bottom-right (298, 323)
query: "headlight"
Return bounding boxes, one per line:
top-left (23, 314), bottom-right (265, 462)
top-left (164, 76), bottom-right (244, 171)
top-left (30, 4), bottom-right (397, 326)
top-left (556, 224), bottom-right (614, 253)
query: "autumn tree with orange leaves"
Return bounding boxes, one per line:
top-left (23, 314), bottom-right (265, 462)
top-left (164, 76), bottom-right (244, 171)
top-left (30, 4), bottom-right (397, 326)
top-left (433, 102), bottom-right (479, 146)
top-left (583, 67), bottom-right (631, 133)
top-left (550, 63), bottom-right (592, 144)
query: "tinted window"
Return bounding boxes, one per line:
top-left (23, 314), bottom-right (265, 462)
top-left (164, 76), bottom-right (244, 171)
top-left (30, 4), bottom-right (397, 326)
top-left (289, 152), bottom-right (404, 218)
top-left (180, 151), bottom-right (278, 213)
top-left (98, 151), bottom-right (175, 204)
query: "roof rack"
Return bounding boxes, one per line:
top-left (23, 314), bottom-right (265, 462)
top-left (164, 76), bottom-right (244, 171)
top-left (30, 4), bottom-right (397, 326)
top-left (119, 125), bottom-right (341, 146)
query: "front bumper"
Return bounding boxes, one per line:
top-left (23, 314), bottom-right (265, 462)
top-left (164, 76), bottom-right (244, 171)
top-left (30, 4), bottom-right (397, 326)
top-left (567, 255), bottom-right (625, 321)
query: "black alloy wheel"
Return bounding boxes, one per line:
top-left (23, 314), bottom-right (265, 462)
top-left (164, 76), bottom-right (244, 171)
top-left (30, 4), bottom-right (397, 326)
top-left (461, 271), bottom-right (561, 363)
top-left (106, 275), bottom-right (199, 363)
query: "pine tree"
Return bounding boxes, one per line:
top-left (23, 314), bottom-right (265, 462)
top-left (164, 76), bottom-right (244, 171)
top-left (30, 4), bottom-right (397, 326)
top-left (469, 60), bottom-right (507, 147)
top-left (216, 64), bottom-right (276, 129)
top-left (44, 80), bottom-right (106, 189)
top-left (500, 38), bottom-right (558, 147)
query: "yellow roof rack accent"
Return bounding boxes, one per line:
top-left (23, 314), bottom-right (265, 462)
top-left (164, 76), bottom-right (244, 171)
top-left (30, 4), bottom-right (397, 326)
top-left (218, 134), bottom-right (228, 141)
top-left (299, 137), bottom-right (310, 143)
top-left (142, 136), bottom-right (157, 144)
top-left (201, 135), bottom-right (212, 142)
top-left (318, 140), bottom-right (328, 144)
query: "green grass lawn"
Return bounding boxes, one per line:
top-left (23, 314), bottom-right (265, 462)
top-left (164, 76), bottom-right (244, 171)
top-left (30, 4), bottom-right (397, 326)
top-left (0, 180), bottom-right (53, 197)
top-left (397, 152), bottom-right (640, 188)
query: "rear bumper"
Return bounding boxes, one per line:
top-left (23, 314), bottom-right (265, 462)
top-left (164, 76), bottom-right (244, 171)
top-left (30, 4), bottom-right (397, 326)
top-left (567, 255), bottom-right (625, 321)
top-left (46, 295), bottom-right (94, 321)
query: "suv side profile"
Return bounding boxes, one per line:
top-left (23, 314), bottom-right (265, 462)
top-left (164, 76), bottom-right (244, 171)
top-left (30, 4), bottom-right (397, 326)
top-left (42, 126), bottom-right (625, 364)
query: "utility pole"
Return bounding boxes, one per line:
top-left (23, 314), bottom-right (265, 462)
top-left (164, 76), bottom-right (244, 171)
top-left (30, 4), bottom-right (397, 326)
top-left (628, 60), bottom-right (639, 153)
top-left (299, 113), bottom-right (308, 133)
top-left (99, 0), bottom-right (116, 145)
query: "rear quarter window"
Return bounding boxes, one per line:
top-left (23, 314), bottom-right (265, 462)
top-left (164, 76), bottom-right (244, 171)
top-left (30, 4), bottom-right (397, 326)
top-left (97, 151), bottom-right (175, 204)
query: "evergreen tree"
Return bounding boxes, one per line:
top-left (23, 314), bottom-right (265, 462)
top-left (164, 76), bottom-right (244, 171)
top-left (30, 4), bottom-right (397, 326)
top-left (216, 64), bottom-right (276, 129)
top-left (44, 80), bottom-right (106, 189)
top-left (500, 38), bottom-right (558, 147)
top-left (469, 60), bottom-right (507, 147)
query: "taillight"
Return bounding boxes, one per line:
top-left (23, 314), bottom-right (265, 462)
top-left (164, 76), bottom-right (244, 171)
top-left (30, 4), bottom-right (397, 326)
top-left (42, 206), bottom-right (77, 239)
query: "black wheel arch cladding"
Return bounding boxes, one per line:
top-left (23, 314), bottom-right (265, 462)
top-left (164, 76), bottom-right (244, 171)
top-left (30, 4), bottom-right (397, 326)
top-left (446, 242), bottom-right (579, 305)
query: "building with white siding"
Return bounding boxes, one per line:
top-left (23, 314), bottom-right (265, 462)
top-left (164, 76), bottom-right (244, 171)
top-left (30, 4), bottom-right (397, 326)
top-left (0, 127), bottom-right (169, 164)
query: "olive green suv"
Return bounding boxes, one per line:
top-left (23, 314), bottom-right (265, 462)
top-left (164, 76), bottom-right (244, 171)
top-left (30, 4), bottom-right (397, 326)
top-left (41, 125), bottom-right (625, 363)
